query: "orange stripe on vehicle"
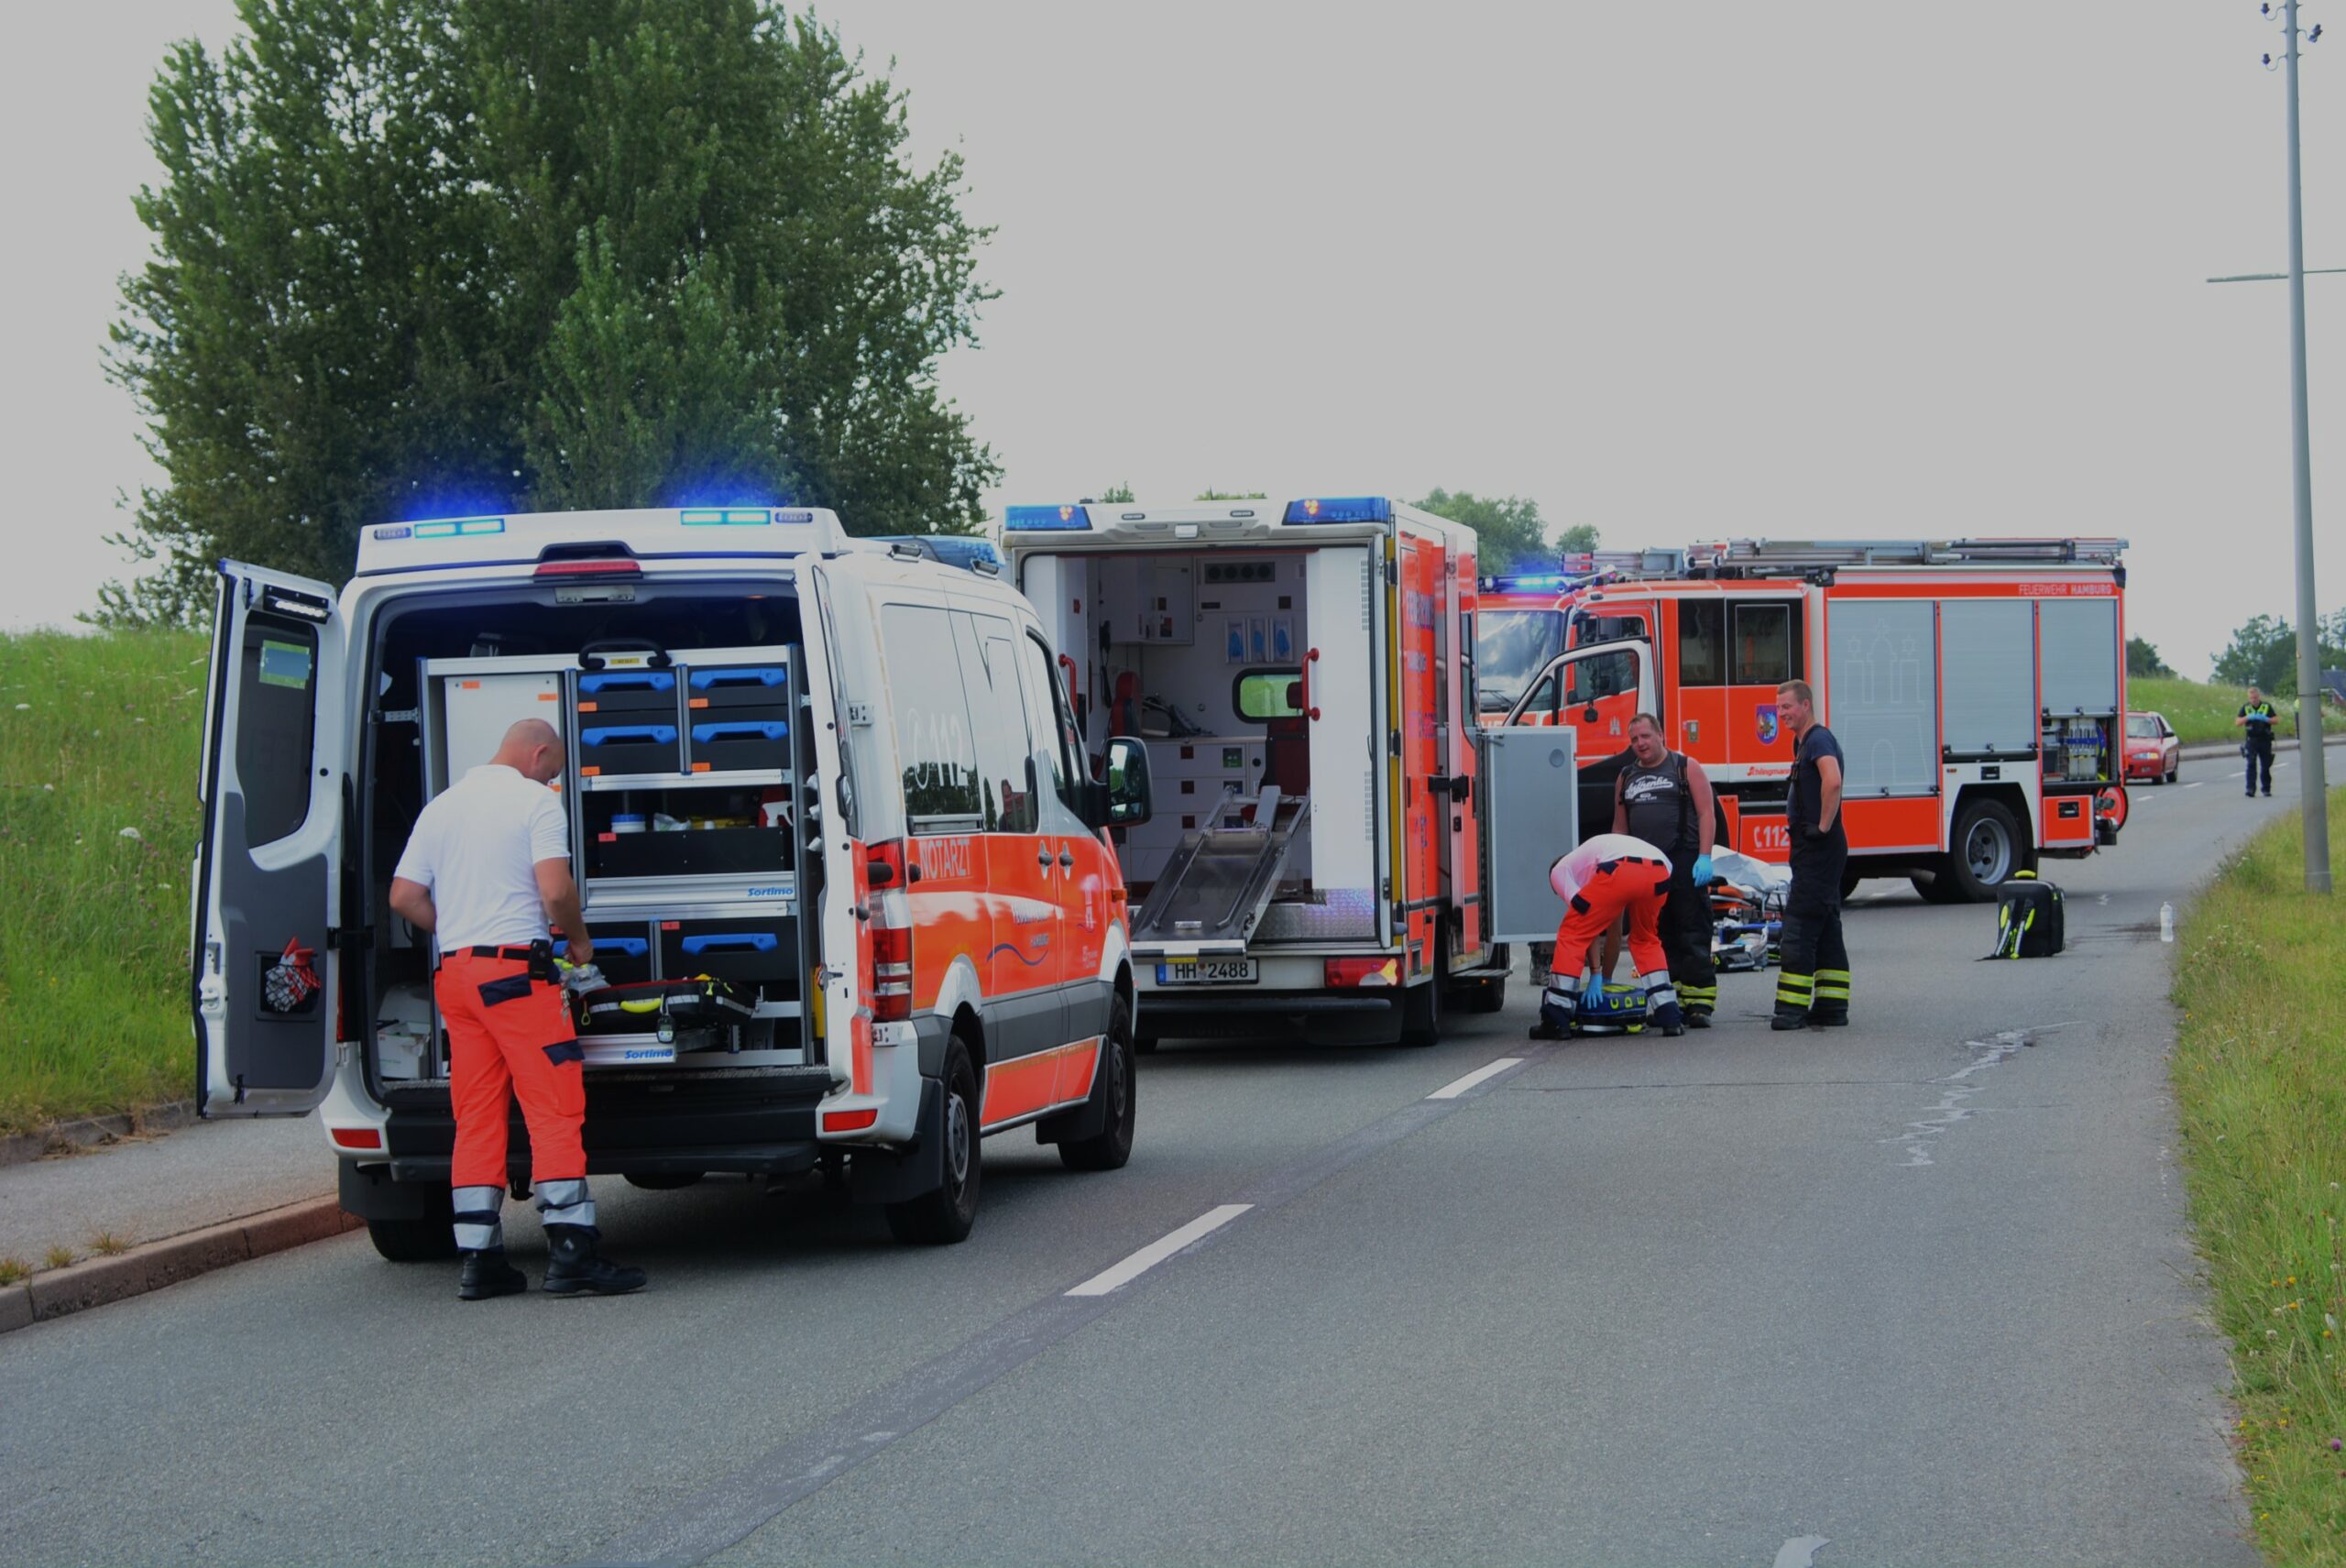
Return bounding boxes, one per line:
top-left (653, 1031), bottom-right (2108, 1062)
top-left (850, 1010), bottom-right (872, 1095)
top-left (981, 1038), bottom-right (1100, 1128)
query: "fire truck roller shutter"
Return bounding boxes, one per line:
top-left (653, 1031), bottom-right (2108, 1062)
top-left (2039, 599), bottom-right (2120, 717)
top-left (1939, 601), bottom-right (2037, 756)
top-left (1825, 601), bottom-right (1938, 796)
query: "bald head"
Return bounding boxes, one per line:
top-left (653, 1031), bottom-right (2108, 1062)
top-left (492, 718), bottom-right (565, 784)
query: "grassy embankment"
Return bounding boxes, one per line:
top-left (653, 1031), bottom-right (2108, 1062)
top-left (2132, 674), bottom-right (2296, 747)
top-left (2171, 788), bottom-right (2346, 1564)
top-left (0, 629), bottom-right (210, 1135)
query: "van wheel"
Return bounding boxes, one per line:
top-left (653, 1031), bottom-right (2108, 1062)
top-left (884, 1039), bottom-right (981, 1245)
top-left (367, 1212), bottom-right (457, 1263)
top-left (1059, 1009), bottom-right (1137, 1172)
top-left (1944, 798), bottom-right (2023, 902)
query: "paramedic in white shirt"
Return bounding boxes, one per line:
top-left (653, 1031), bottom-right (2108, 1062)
top-left (388, 718), bottom-right (645, 1299)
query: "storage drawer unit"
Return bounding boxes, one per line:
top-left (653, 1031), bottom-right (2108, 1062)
top-left (554, 929), bottom-right (654, 985)
top-left (577, 722), bottom-right (682, 777)
top-left (685, 665), bottom-right (792, 772)
top-left (589, 826), bottom-right (792, 880)
top-left (660, 916), bottom-right (799, 993)
top-left (574, 668), bottom-right (680, 717)
top-left (688, 719), bottom-right (791, 773)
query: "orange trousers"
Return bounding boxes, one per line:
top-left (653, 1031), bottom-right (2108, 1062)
top-left (436, 951), bottom-right (586, 1189)
top-left (1550, 858), bottom-right (1672, 978)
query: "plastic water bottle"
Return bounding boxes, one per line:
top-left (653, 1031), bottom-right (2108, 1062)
top-left (2159, 902), bottom-right (2175, 944)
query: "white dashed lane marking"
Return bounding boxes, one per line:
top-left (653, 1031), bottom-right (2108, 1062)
top-left (1066, 1204), bottom-right (1253, 1297)
top-left (1428, 1058), bottom-right (1523, 1100)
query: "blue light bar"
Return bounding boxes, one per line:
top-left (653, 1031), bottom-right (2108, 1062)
top-left (1283, 496), bottom-right (1392, 525)
top-left (398, 516), bottom-right (504, 540)
top-left (1004, 504), bottom-right (1091, 531)
top-left (1490, 575), bottom-right (1567, 592)
top-left (680, 508), bottom-right (772, 526)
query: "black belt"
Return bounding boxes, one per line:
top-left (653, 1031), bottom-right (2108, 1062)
top-left (466, 943), bottom-right (545, 959)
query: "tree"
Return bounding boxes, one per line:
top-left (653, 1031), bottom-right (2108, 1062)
top-left (1412, 488), bottom-right (1594, 573)
top-left (1194, 488), bottom-right (1266, 500)
top-left (2126, 636), bottom-right (2174, 679)
top-left (103, 0), bottom-right (997, 623)
top-left (2211, 614), bottom-right (2300, 695)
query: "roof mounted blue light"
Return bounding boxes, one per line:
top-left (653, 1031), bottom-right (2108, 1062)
top-left (1004, 504), bottom-right (1091, 531)
top-left (681, 507), bottom-right (772, 526)
top-left (403, 517), bottom-right (505, 540)
top-left (1283, 496), bottom-right (1392, 525)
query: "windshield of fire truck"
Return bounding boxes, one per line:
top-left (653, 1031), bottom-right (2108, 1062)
top-left (1476, 609), bottom-right (1566, 713)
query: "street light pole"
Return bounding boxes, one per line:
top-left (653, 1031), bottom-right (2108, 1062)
top-left (2281, 0), bottom-right (2331, 892)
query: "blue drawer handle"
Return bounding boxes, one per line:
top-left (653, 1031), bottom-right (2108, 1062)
top-left (556, 936), bottom-right (647, 957)
top-left (693, 721), bottom-right (789, 742)
top-left (682, 933), bottom-right (780, 955)
top-left (581, 725), bottom-right (677, 745)
top-left (579, 671), bottom-right (674, 693)
top-left (690, 666), bottom-right (787, 690)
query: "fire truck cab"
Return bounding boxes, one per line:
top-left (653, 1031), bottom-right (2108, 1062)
top-left (1487, 538), bottom-right (2131, 902)
top-left (1004, 497), bottom-right (1578, 1048)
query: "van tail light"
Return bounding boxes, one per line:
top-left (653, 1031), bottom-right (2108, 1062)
top-left (870, 839), bottom-right (915, 1022)
top-left (1325, 956), bottom-right (1401, 988)
top-left (329, 1126), bottom-right (383, 1151)
top-left (533, 558), bottom-right (642, 580)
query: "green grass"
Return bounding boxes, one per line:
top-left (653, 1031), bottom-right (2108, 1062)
top-left (2171, 788), bottom-right (2346, 1565)
top-left (0, 628), bottom-right (211, 1135)
top-left (2132, 674), bottom-right (2292, 746)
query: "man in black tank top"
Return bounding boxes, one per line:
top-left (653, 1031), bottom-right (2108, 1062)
top-left (1613, 714), bottom-right (1718, 1025)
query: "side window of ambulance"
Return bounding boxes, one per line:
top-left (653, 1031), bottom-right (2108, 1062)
top-left (236, 618), bottom-right (318, 845)
top-left (880, 604), bottom-right (981, 830)
top-left (959, 612), bottom-right (1038, 834)
top-left (1014, 631), bottom-right (1080, 813)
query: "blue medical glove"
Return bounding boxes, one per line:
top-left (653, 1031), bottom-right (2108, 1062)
top-left (1693, 854), bottom-right (1715, 885)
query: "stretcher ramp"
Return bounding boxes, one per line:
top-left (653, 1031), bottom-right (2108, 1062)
top-left (1130, 818), bottom-right (1299, 956)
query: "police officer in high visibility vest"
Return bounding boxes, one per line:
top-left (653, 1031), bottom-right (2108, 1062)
top-left (1770, 679), bottom-right (1851, 1030)
top-left (388, 718), bottom-right (646, 1300)
top-left (1612, 713), bottom-right (1718, 1026)
top-left (2236, 685), bottom-right (2279, 797)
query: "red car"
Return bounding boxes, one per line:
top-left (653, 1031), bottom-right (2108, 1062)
top-left (2124, 710), bottom-right (2180, 784)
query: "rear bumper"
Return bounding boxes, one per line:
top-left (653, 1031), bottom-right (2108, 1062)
top-left (1135, 988), bottom-right (1406, 1046)
top-left (375, 1067), bottom-right (837, 1181)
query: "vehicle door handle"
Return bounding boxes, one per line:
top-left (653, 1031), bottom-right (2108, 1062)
top-left (1037, 847), bottom-right (1054, 867)
top-left (1058, 850), bottom-right (1074, 870)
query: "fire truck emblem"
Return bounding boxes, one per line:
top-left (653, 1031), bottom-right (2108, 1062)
top-left (1756, 705), bottom-right (1780, 745)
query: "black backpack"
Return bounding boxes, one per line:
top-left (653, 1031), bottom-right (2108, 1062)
top-left (1986, 873), bottom-right (2064, 959)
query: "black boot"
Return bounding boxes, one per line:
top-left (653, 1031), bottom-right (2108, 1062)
top-left (457, 1248), bottom-right (528, 1301)
top-left (1770, 1008), bottom-right (1808, 1032)
top-left (543, 1224), bottom-right (647, 1296)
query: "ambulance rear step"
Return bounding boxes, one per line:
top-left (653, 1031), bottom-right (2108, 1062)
top-left (1128, 822), bottom-right (1299, 957)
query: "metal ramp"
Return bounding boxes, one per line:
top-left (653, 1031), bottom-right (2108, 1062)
top-left (1129, 814), bottom-right (1302, 958)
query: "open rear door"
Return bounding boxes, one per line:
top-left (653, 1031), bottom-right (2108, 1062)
top-left (193, 562), bottom-right (346, 1116)
top-left (1303, 545), bottom-right (1382, 940)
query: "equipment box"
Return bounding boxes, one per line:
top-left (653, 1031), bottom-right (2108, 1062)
top-left (575, 669), bottom-right (680, 717)
top-left (660, 916), bottom-right (798, 992)
top-left (577, 722), bottom-right (682, 777)
top-left (554, 929), bottom-right (653, 985)
top-left (685, 664), bottom-right (790, 708)
top-left (590, 826), bottom-right (792, 880)
top-left (687, 719), bottom-right (791, 773)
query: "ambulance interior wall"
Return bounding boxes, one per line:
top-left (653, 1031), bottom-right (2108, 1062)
top-left (361, 587), bottom-right (814, 1086)
top-left (1057, 552), bottom-right (1319, 890)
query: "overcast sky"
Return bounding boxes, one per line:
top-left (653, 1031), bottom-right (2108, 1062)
top-left (2, 1), bottom-right (2337, 679)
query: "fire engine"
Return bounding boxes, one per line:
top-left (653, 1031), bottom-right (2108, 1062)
top-left (1003, 497), bottom-right (1578, 1047)
top-left (1479, 537), bottom-right (2131, 902)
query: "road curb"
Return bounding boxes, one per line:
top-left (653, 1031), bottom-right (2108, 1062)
top-left (0, 1195), bottom-right (358, 1337)
top-left (0, 1101), bottom-right (199, 1168)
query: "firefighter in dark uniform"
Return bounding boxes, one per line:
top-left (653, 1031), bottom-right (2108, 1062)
top-left (1771, 679), bottom-right (1850, 1030)
top-left (1612, 713), bottom-right (1718, 1026)
top-left (2235, 685), bottom-right (2278, 797)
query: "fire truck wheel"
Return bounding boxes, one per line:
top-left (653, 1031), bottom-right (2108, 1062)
top-left (1059, 1010), bottom-right (1137, 1172)
top-left (884, 1038), bottom-right (981, 1245)
top-left (1911, 870), bottom-right (1967, 905)
top-left (1399, 944), bottom-right (1446, 1047)
top-left (367, 1212), bottom-right (457, 1264)
top-left (1944, 798), bottom-right (2023, 903)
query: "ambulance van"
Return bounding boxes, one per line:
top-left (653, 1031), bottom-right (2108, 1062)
top-left (193, 507), bottom-right (1153, 1257)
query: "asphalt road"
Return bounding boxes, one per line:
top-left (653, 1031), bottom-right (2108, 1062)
top-left (5, 746), bottom-right (2335, 1568)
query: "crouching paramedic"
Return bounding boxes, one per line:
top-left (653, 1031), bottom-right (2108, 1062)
top-left (1613, 713), bottom-right (1719, 1026)
top-left (387, 718), bottom-right (646, 1299)
top-left (1529, 833), bottom-right (1687, 1040)
top-left (1770, 679), bottom-right (1850, 1030)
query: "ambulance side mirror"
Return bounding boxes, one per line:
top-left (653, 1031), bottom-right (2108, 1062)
top-left (1103, 736), bottom-right (1154, 828)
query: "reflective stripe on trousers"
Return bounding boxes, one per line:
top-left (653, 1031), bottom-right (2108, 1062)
top-left (452, 1183), bottom-right (504, 1253)
top-left (535, 1176), bottom-right (597, 1230)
